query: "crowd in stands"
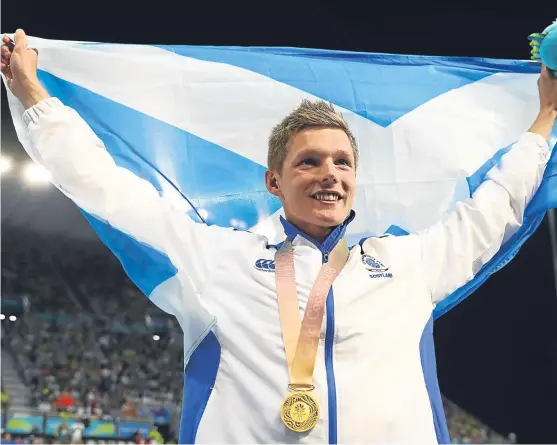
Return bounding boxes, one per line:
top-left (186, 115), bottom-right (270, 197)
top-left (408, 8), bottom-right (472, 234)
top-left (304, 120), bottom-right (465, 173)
top-left (2, 311), bottom-right (183, 420)
top-left (443, 397), bottom-right (512, 444)
top-left (2, 228), bottom-right (182, 443)
top-left (1, 227), bottom-right (513, 444)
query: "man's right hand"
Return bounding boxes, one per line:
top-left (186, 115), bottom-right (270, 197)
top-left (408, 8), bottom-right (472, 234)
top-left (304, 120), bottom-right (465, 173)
top-left (528, 65), bottom-right (557, 142)
top-left (1, 29), bottom-right (50, 109)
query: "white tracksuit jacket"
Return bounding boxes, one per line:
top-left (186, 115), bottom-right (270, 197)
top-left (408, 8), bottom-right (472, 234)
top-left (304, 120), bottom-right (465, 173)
top-left (22, 97), bottom-right (551, 444)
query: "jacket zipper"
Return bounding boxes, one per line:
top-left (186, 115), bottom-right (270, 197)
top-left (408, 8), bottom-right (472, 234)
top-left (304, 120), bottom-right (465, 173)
top-left (322, 249), bottom-right (337, 443)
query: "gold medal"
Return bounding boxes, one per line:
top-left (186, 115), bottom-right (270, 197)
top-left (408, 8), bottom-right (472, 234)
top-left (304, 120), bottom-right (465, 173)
top-left (280, 391), bottom-right (320, 432)
top-left (275, 240), bottom-right (348, 434)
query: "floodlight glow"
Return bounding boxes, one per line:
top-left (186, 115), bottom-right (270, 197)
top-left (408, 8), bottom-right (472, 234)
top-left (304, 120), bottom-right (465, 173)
top-left (23, 162), bottom-right (51, 185)
top-left (0, 155), bottom-right (13, 174)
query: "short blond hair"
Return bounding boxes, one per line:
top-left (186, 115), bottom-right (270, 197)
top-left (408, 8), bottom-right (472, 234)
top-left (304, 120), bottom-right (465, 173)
top-left (267, 99), bottom-right (358, 173)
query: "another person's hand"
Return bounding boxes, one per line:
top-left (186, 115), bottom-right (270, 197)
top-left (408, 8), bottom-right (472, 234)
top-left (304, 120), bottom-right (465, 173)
top-left (1, 29), bottom-right (49, 109)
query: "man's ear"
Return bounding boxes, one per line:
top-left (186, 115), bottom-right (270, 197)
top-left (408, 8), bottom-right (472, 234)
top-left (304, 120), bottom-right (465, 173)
top-left (265, 170), bottom-right (282, 198)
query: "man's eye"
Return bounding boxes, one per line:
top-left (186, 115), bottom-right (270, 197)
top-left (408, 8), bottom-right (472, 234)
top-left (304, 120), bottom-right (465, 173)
top-left (300, 158), bottom-right (317, 166)
top-left (336, 159), bottom-right (353, 168)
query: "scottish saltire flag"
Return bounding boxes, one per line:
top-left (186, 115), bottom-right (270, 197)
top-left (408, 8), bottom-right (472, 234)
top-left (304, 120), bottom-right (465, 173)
top-left (5, 35), bottom-right (557, 318)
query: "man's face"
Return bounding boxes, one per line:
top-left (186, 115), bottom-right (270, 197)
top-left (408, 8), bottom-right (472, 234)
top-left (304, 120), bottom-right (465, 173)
top-left (266, 127), bottom-right (356, 242)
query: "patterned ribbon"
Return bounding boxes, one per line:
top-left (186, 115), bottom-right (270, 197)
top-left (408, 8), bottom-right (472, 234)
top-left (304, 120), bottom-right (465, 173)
top-left (274, 239), bottom-right (349, 389)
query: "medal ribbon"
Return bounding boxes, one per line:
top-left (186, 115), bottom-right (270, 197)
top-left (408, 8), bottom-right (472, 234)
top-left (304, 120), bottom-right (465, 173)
top-left (275, 239), bottom-right (349, 389)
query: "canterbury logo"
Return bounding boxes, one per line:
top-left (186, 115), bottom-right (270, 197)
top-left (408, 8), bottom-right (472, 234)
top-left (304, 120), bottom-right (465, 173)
top-left (255, 259), bottom-right (275, 272)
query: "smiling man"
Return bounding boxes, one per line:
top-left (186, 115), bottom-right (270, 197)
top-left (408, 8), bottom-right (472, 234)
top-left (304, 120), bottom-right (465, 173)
top-left (2, 29), bottom-right (557, 444)
top-left (265, 103), bottom-right (358, 242)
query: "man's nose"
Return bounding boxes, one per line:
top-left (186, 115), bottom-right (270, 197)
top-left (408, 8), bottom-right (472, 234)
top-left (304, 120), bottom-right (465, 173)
top-left (320, 160), bottom-right (337, 184)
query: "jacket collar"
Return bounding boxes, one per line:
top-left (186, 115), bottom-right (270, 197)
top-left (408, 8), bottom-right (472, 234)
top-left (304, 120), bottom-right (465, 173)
top-left (279, 210), bottom-right (355, 256)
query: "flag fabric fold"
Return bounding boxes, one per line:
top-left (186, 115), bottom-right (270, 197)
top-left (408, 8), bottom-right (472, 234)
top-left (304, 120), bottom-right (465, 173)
top-left (5, 35), bottom-right (556, 319)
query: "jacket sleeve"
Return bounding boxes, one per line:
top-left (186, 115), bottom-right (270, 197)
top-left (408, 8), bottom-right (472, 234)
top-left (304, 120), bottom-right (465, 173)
top-left (22, 97), bottom-right (237, 323)
top-left (416, 132), bottom-right (551, 303)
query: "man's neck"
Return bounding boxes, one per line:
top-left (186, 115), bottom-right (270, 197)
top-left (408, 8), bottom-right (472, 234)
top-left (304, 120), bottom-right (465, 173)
top-left (285, 219), bottom-right (334, 244)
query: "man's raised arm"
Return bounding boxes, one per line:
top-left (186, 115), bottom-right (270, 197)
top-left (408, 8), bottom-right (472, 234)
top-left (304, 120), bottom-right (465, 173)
top-left (1, 30), bottom-right (236, 332)
top-left (418, 66), bottom-right (557, 303)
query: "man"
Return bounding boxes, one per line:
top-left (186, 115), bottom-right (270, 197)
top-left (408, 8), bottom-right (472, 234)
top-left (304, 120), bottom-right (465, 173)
top-left (70, 416), bottom-right (85, 444)
top-left (55, 418), bottom-right (71, 444)
top-left (2, 29), bottom-right (556, 444)
top-left (0, 383), bottom-right (9, 417)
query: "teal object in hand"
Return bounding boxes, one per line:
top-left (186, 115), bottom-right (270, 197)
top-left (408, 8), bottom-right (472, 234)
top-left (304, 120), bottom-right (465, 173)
top-left (529, 19), bottom-right (557, 76)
